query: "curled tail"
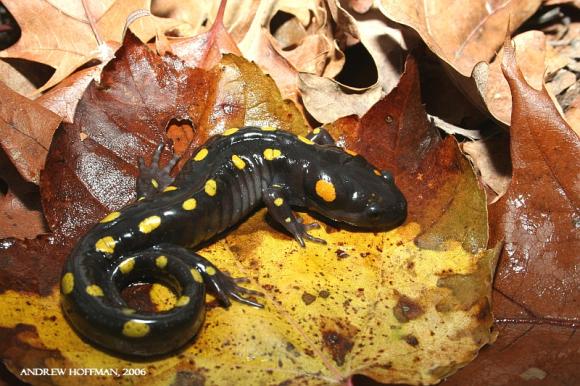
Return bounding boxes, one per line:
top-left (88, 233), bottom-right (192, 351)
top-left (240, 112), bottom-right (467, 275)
top-left (60, 243), bottom-right (262, 357)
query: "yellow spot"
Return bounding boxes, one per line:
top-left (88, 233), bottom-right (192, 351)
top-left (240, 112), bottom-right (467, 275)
top-left (193, 148), bottom-right (208, 161)
top-left (285, 217), bottom-right (291, 223)
top-left (139, 215), bottom-right (161, 234)
top-left (100, 211), bottom-right (120, 223)
top-left (122, 320), bottom-right (150, 338)
top-left (156, 255), bottom-right (168, 269)
top-left (95, 236), bottom-right (116, 254)
top-left (86, 285), bottom-right (104, 297)
top-left (206, 266), bottom-right (216, 276)
top-left (231, 155), bottom-right (246, 169)
top-left (223, 127), bottom-right (239, 136)
top-left (61, 273), bottom-right (74, 295)
top-left (119, 258), bottom-right (135, 274)
top-left (122, 308), bottom-right (135, 315)
top-left (175, 296), bottom-right (190, 307)
top-left (313, 128), bottom-right (321, 134)
top-left (345, 149), bottom-right (358, 156)
top-left (191, 269), bottom-right (203, 283)
top-left (263, 148), bottom-right (282, 160)
top-left (274, 198), bottom-right (284, 207)
top-left (163, 186), bottom-right (178, 192)
top-left (315, 179), bottom-right (336, 202)
top-left (374, 169), bottom-right (381, 176)
top-left (261, 126), bottom-right (277, 132)
top-left (138, 197), bottom-right (145, 201)
top-left (182, 198), bottom-right (197, 210)
top-left (205, 179), bottom-right (217, 196)
top-left (298, 135), bottom-right (314, 145)
top-left (151, 179), bottom-right (159, 188)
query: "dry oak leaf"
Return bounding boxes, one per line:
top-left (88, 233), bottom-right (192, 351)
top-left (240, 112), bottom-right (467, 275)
top-left (0, 0), bottom-right (185, 91)
top-left (2, 37), bottom-right (494, 386)
top-left (475, 30), bottom-right (561, 126)
top-left (442, 37), bottom-right (580, 386)
top-left (0, 80), bottom-right (62, 184)
top-left (0, 150), bottom-right (48, 240)
top-left (40, 31), bottom-right (309, 240)
top-left (377, 0), bottom-right (542, 126)
top-left (168, 0), bottom-right (241, 70)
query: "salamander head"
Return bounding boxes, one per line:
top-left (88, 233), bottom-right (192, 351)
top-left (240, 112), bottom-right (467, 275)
top-left (304, 152), bottom-right (407, 230)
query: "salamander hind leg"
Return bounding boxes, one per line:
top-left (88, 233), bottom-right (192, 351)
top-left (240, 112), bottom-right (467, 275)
top-left (263, 185), bottom-right (327, 247)
top-left (136, 143), bottom-right (180, 199)
top-left (153, 244), bottom-right (263, 308)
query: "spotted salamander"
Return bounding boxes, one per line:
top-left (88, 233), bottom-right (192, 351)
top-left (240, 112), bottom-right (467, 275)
top-left (60, 126), bottom-right (406, 356)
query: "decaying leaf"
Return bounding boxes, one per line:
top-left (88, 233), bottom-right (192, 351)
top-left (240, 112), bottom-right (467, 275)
top-left (0, 80), bottom-right (62, 184)
top-left (377, 0), bottom-right (541, 78)
top-left (443, 37), bottom-right (580, 386)
top-left (169, 0), bottom-right (242, 70)
top-left (0, 151), bottom-right (47, 239)
top-left (0, 0), bottom-right (184, 90)
top-left (0, 31), bottom-right (497, 385)
top-left (377, 0), bottom-right (543, 126)
top-left (461, 132), bottom-right (512, 203)
top-left (475, 30), bottom-right (558, 126)
top-left (298, 73), bottom-right (383, 124)
top-left (37, 67), bottom-right (102, 124)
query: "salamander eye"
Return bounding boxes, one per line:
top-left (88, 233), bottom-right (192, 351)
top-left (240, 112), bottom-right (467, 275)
top-left (381, 171), bottom-right (394, 183)
top-left (367, 204), bottom-right (383, 220)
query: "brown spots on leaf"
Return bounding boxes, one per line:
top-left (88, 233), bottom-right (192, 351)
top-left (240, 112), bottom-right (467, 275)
top-left (171, 370), bottom-right (206, 386)
top-left (393, 295), bottom-right (424, 323)
top-left (301, 292), bottom-right (316, 305)
top-left (335, 249), bottom-right (349, 260)
top-left (403, 334), bottom-right (419, 347)
top-left (320, 317), bottom-right (359, 366)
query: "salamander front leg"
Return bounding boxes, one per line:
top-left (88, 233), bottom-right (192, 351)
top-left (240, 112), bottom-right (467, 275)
top-left (263, 185), bottom-right (327, 247)
top-left (306, 127), bottom-right (336, 145)
top-left (136, 143), bottom-right (180, 199)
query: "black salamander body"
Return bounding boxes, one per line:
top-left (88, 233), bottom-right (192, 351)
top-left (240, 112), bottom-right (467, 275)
top-left (60, 126), bottom-right (407, 356)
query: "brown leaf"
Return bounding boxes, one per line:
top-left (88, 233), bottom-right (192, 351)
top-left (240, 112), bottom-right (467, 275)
top-left (461, 132), bottom-right (512, 203)
top-left (0, 0), bottom-right (184, 90)
top-left (36, 67), bottom-right (101, 124)
top-left (169, 0), bottom-right (242, 70)
top-left (0, 150), bottom-right (47, 240)
top-left (479, 31), bottom-right (555, 126)
top-left (378, 0), bottom-right (542, 126)
top-left (445, 36), bottom-right (580, 385)
top-left (298, 73), bottom-right (383, 124)
top-left (0, 60), bottom-right (37, 97)
top-left (0, 81), bottom-right (62, 184)
top-left (378, 0), bottom-right (541, 77)
top-left (0, 233), bottom-right (70, 295)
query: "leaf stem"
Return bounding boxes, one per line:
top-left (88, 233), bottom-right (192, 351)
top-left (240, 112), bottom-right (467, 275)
top-left (81, 0), bottom-right (104, 46)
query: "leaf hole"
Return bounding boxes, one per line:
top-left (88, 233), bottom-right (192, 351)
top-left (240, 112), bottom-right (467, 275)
top-left (165, 118), bottom-right (195, 155)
